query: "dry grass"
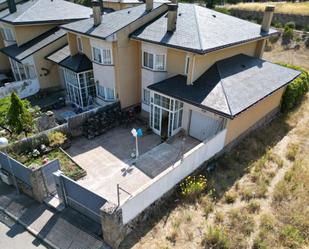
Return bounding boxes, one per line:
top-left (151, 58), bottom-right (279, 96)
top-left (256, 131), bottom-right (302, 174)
top-left (120, 93), bottom-right (309, 249)
top-left (227, 2), bottom-right (309, 16)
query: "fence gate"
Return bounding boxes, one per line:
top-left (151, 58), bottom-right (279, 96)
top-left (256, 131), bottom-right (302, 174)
top-left (42, 160), bottom-right (60, 195)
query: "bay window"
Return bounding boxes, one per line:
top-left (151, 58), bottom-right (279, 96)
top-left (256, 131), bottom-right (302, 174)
top-left (143, 51), bottom-right (166, 71)
top-left (92, 46), bottom-right (112, 65)
top-left (62, 68), bottom-right (95, 108)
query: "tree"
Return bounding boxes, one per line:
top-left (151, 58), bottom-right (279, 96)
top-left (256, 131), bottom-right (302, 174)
top-left (0, 96), bottom-right (13, 135)
top-left (6, 92), bottom-right (33, 136)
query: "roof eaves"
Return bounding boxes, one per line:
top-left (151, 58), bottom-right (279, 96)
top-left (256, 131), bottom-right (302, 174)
top-left (1, 17), bottom-right (90, 25)
top-left (148, 82), bottom-right (233, 119)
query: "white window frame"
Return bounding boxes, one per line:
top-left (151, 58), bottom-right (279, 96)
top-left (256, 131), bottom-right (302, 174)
top-left (142, 51), bottom-right (166, 71)
top-left (2, 27), bottom-right (15, 42)
top-left (91, 46), bottom-right (113, 65)
top-left (77, 36), bottom-right (83, 53)
top-left (9, 58), bottom-right (36, 81)
top-left (95, 82), bottom-right (116, 102)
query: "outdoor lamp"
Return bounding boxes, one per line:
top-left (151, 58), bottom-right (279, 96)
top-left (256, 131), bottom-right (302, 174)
top-left (0, 137), bottom-right (19, 194)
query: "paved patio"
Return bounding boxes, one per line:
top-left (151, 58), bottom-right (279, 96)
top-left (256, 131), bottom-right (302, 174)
top-left (65, 126), bottom-right (199, 204)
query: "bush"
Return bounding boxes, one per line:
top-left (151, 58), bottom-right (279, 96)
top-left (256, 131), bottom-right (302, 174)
top-left (280, 225), bottom-right (305, 249)
top-left (285, 22), bottom-right (296, 30)
top-left (224, 191), bottom-right (237, 204)
top-left (273, 22), bottom-right (283, 29)
top-left (200, 195), bottom-right (214, 218)
top-left (305, 25), bottom-right (309, 32)
top-left (247, 200), bottom-right (260, 213)
top-left (305, 36), bottom-right (309, 48)
top-left (202, 226), bottom-right (229, 249)
top-left (280, 64), bottom-right (309, 112)
top-left (282, 27), bottom-right (294, 45)
top-left (286, 143), bottom-right (299, 161)
top-left (48, 131), bottom-right (67, 148)
top-left (180, 175), bottom-right (207, 200)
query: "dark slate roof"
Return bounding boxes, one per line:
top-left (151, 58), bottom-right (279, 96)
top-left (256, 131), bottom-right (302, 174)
top-left (148, 54), bottom-right (300, 118)
top-left (0, 28), bottom-right (66, 62)
top-left (131, 3), bottom-right (278, 54)
top-left (61, 3), bottom-right (164, 40)
top-left (46, 45), bottom-right (70, 64)
top-left (59, 53), bottom-right (93, 73)
top-left (0, 0), bottom-right (92, 25)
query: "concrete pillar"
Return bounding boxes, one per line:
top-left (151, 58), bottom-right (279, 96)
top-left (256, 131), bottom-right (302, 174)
top-left (29, 168), bottom-right (49, 203)
top-left (186, 54), bottom-right (195, 85)
top-left (101, 202), bottom-right (129, 249)
top-left (53, 170), bottom-right (66, 205)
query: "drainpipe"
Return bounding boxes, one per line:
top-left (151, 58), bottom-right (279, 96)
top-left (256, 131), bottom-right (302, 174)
top-left (92, 0), bottom-right (102, 27)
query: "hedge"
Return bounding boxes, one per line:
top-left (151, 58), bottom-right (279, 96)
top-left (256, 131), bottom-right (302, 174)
top-left (280, 64), bottom-right (309, 112)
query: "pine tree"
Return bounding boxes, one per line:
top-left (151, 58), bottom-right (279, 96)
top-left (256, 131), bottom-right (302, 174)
top-left (7, 92), bottom-right (33, 136)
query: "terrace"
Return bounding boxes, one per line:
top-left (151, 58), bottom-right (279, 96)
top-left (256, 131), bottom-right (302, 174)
top-left (65, 121), bottom-right (199, 204)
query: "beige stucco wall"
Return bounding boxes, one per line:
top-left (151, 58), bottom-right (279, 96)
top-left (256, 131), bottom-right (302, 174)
top-left (15, 24), bottom-right (57, 46)
top-left (103, 2), bottom-right (141, 10)
top-left (225, 87), bottom-right (285, 145)
top-left (0, 33), bottom-right (10, 72)
top-left (32, 35), bottom-right (67, 89)
top-left (167, 48), bottom-right (187, 78)
top-left (192, 41), bottom-right (259, 82)
top-left (67, 32), bottom-right (92, 59)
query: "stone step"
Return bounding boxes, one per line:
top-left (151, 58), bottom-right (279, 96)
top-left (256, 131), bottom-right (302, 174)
top-left (44, 194), bottom-right (65, 212)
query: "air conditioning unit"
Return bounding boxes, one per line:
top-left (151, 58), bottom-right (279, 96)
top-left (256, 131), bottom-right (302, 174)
top-left (0, 170), bottom-right (13, 185)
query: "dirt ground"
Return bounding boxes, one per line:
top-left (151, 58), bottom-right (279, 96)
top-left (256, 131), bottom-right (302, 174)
top-left (120, 48), bottom-right (309, 249)
top-left (263, 37), bottom-right (309, 72)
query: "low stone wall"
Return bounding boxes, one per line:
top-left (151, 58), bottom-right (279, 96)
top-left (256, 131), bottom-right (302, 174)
top-left (229, 9), bottom-right (309, 29)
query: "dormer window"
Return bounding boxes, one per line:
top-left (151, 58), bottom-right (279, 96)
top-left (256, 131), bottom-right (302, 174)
top-left (77, 36), bottom-right (83, 53)
top-left (143, 51), bottom-right (166, 71)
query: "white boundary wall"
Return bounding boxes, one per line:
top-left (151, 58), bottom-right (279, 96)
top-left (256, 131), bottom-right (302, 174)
top-left (0, 79), bottom-right (39, 99)
top-left (121, 129), bottom-right (227, 224)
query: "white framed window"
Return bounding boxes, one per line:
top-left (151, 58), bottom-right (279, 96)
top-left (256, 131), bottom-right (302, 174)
top-left (184, 55), bottom-right (190, 75)
top-left (143, 51), bottom-right (166, 71)
top-left (96, 82), bottom-right (115, 101)
top-left (9, 58), bottom-right (36, 81)
top-left (2, 27), bottom-right (15, 42)
top-left (92, 46), bottom-right (112, 65)
top-left (77, 36), bottom-right (83, 53)
top-left (143, 88), bottom-right (150, 105)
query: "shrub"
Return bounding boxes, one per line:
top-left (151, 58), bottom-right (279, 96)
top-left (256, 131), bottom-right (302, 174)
top-left (285, 22), bottom-right (296, 30)
top-left (305, 25), bottom-right (309, 32)
top-left (305, 36), bottom-right (309, 48)
top-left (215, 211), bottom-right (224, 223)
top-left (252, 238), bottom-right (268, 249)
top-left (280, 225), bottom-right (305, 249)
top-left (273, 22), bottom-right (283, 29)
top-left (201, 195), bottom-right (214, 218)
top-left (180, 175), bottom-right (207, 200)
top-left (202, 226), bottom-right (229, 249)
top-left (224, 191), bottom-right (237, 204)
top-left (48, 131), bottom-right (67, 148)
top-left (286, 143), bottom-right (299, 161)
top-left (280, 64), bottom-right (309, 112)
top-left (282, 27), bottom-right (294, 45)
top-left (247, 200), bottom-right (260, 213)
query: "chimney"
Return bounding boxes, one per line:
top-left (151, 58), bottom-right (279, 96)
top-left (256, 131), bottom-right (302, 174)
top-left (92, 0), bottom-right (102, 27)
top-left (261, 5), bottom-right (275, 33)
top-left (167, 4), bottom-right (178, 32)
top-left (146, 0), bottom-right (153, 12)
top-left (7, 0), bottom-right (16, 14)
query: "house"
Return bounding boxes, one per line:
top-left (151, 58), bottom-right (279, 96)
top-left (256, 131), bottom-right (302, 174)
top-left (0, 0), bottom-right (92, 98)
top-left (56, 0), bottom-right (299, 145)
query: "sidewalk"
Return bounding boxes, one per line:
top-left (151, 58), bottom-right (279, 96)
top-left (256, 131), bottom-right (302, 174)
top-left (0, 181), bottom-right (110, 249)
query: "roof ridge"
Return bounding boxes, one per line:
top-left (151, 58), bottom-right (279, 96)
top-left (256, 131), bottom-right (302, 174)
top-left (193, 5), bottom-right (204, 51)
top-left (14, 0), bottom-right (41, 22)
top-left (216, 62), bottom-right (233, 116)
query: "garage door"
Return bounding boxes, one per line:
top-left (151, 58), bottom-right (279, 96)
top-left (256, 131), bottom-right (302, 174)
top-left (189, 111), bottom-right (221, 141)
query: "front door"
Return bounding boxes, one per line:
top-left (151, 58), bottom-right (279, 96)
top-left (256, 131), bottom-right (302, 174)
top-left (161, 110), bottom-right (169, 139)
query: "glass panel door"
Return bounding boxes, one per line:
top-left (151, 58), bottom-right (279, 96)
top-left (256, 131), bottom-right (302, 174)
top-left (151, 105), bottom-right (161, 135)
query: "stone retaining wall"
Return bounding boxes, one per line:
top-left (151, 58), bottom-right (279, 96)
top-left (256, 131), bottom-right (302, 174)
top-left (230, 9), bottom-right (309, 29)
